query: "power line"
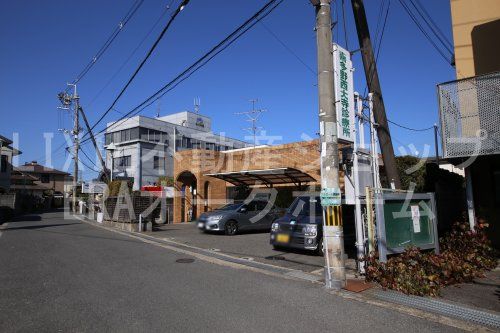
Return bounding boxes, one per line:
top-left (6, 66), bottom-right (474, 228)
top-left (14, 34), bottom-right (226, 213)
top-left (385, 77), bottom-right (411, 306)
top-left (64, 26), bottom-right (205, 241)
top-left (83, 1), bottom-right (175, 111)
top-left (388, 119), bottom-right (434, 132)
top-left (83, 0), bottom-right (191, 139)
top-left (341, 0), bottom-right (349, 50)
top-left (412, 0), bottom-right (454, 51)
top-left (81, 0), bottom-right (284, 146)
top-left (397, 0), bottom-right (453, 65)
top-left (258, 21), bottom-right (316, 75)
top-left (67, 0), bottom-right (145, 89)
top-left (362, 0), bottom-right (391, 97)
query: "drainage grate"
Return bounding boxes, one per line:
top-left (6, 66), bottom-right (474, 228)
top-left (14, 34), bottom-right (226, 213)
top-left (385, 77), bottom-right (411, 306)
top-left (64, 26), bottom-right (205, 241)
top-left (371, 289), bottom-right (500, 329)
top-left (265, 255), bottom-right (286, 261)
top-left (240, 257), bottom-right (254, 261)
top-left (175, 258), bottom-right (195, 264)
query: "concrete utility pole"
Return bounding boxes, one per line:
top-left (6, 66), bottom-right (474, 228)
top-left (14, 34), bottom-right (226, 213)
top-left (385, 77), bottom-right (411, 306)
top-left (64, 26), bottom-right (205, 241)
top-left (71, 84), bottom-right (80, 213)
top-left (311, 0), bottom-right (346, 290)
top-left (351, 0), bottom-right (401, 189)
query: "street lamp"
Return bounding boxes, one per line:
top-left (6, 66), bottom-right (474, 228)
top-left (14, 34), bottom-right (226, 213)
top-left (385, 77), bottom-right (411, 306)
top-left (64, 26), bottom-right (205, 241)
top-left (107, 142), bottom-right (117, 182)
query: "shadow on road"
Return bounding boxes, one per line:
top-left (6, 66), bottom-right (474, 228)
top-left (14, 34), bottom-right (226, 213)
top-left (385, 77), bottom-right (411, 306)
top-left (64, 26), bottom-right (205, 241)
top-left (3, 222), bottom-right (80, 231)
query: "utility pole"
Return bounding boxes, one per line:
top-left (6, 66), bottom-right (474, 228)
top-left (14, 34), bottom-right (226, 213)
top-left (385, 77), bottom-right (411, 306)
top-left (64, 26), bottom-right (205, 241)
top-left (311, 0), bottom-right (346, 290)
top-left (71, 84), bottom-right (80, 213)
top-left (351, 0), bottom-right (401, 189)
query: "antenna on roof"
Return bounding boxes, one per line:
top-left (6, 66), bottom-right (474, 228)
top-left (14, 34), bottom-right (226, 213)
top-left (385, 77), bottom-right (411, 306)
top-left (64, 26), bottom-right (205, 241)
top-left (156, 100), bottom-right (161, 118)
top-left (194, 97), bottom-right (200, 113)
top-left (235, 98), bottom-right (266, 148)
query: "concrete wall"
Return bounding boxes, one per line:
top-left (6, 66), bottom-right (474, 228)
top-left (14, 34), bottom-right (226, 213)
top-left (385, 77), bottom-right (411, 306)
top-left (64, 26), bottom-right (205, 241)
top-left (451, 0), bottom-right (500, 77)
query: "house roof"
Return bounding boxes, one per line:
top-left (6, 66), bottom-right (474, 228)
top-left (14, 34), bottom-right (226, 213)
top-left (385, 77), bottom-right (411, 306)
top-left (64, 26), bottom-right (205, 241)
top-left (16, 162), bottom-right (70, 176)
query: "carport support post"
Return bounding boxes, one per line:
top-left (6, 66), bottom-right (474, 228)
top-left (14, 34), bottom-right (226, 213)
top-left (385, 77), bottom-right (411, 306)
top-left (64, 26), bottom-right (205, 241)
top-left (311, 0), bottom-right (346, 290)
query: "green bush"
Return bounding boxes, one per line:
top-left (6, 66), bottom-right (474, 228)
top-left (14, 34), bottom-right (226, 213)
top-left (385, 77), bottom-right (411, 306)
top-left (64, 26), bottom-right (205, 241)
top-left (365, 218), bottom-right (497, 296)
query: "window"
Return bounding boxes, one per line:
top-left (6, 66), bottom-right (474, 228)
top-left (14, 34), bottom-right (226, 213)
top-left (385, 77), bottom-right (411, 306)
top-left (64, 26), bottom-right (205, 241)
top-left (154, 156), bottom-right (164, 169)
top-left (1, 155), bottom-right (7, 173)
top-left (121, 129), bottom-right (131, 142)
top-left (114, 156), bottom-right (131, 170)
top-left (40, 174), bottom-right (50, 183)
top-left (192, 139), bottom-right (201, 149)
top-left (105, 133), bottom-right (112, 145)
top-left (206, 143), bottom-right (215, 151)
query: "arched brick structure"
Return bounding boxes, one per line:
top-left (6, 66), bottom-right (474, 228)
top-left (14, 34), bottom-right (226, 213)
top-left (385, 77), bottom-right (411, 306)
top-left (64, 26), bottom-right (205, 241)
top-left (172, 140), bottom-right (345, 223)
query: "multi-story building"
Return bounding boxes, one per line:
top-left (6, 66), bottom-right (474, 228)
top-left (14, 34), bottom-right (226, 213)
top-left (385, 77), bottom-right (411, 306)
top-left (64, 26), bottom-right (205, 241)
top-left (0, 135), bottom-right (21, 192)
top-left (104, 111), bottom-right (249, 190)
top-left (437, 0), bottom-right (500, 247)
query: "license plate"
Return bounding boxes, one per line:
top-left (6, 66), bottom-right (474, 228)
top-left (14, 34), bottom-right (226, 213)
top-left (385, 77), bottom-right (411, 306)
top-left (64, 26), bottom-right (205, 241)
top-left (197, 222), bottom-right (204, 229)
top-left (276, 234), bottom-right (290, 243)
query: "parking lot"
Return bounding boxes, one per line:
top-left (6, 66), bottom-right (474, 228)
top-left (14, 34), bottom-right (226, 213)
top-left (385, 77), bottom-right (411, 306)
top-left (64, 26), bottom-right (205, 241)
top-left (151, 222), bottom-right (357, 275)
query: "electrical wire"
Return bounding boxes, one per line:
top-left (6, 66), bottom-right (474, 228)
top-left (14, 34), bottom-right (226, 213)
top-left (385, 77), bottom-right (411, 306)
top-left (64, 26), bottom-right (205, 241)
top-left (84, 0), bottom-right (190, 139)
top-left (66, 0), bottom-right (145, 90)
top-left (83, 1), bottom-right (176, 111)
top-left (397, 0), bottom-right (453, 65)
top-left (341, 0), bottom-right (349, 50)
top-left (411, 0), bottom-right (454, 51)
top-left (388, 119), bottom-right (434, 132)
top-left (80, 0), bottom-right (284, 146)
top-left (259, 21), bottom-right (316, 75)
top-left (362, 0), bottom-right (391, 97)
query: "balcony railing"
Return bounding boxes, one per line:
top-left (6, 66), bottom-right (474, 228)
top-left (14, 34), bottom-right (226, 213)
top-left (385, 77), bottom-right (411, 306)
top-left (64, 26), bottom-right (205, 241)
top-left (437, 71), bottom-right (500, 159)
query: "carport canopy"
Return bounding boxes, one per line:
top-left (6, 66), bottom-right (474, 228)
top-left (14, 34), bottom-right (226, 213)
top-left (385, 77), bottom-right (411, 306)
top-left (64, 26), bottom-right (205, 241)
top-left (204, 167), bottom-right (316, 187)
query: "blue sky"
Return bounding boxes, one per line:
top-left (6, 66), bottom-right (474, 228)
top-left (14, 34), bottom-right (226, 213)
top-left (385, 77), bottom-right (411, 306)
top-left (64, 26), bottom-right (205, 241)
top-left (0, 0), bottom-right (455, 180)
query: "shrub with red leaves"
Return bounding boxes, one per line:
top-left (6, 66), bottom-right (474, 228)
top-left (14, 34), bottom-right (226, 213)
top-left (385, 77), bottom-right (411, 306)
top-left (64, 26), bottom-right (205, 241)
top-left (365, 218), bottom-right (497, 296)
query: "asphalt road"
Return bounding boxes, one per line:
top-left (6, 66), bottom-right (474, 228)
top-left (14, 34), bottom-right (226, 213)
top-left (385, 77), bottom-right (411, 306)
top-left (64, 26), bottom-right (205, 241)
top-left (0, 211), bottom-right (461, 332)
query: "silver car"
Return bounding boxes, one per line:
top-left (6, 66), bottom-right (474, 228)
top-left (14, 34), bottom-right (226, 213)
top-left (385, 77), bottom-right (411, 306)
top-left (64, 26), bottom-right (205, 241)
top-left (197, 201), bottom-right (283, 235)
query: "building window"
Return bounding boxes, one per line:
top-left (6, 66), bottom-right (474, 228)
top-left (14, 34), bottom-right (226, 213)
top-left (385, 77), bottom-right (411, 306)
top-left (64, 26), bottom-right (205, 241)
top-left (154, 155), bottom-right (165, 170)
top-left (206, 143), bottom-right (215, 150)
top-left (114, 156), bottom-right (131, 170)
top-left (192, 139), bottom-right (201, 149)
top-left (40, 174), bottom-right (50, 183)
top-left (0, 155), bottom-right (7, 173)
top-left (105, 133), bottom-right (112, 145)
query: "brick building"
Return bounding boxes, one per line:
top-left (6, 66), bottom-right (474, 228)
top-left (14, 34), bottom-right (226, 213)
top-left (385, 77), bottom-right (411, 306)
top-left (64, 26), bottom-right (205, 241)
top-left (173, 140), bottom-right (347, 223)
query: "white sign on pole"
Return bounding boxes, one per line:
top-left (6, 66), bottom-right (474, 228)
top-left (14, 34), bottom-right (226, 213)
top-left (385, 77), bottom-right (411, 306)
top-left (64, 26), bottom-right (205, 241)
top-left (411, 205), bottom-right (421, 233)
top-left (81, 181), bottom-right (107, 194)
top-left (332, 43), bottom-right (355, 143)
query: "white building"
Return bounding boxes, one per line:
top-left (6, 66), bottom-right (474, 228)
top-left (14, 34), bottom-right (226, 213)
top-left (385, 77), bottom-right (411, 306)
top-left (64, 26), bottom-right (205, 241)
top-left (104, 111), bottom-right (249, 190)
top-left (0, 135), bottom-right (21, 192)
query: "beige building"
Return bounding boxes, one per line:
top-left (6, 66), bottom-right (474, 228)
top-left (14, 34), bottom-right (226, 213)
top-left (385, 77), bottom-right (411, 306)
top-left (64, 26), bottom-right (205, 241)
top-left (437, 0), bottom-right (500, 247)
top-left (15, 161), bottom-right (71, 194)
top-left (450, 0), bottom-right (500, 78)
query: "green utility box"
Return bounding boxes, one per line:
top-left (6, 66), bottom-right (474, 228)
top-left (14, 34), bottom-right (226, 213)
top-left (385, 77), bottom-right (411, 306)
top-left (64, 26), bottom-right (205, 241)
top-left (375, 192), bottom-right (439, 262)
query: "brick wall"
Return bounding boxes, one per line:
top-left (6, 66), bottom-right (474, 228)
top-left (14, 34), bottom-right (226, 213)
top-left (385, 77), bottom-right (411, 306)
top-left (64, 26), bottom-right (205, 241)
top-left (172, 140), bottom-right (346, 223)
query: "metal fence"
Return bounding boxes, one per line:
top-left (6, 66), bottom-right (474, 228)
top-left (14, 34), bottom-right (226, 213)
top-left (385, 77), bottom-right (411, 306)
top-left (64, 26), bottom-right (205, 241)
top-left (437, 71), bottom-right (500, 158)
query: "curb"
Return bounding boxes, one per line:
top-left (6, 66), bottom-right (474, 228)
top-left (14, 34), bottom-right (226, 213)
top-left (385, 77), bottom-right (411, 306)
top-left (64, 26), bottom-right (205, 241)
top-left (74, 214), bottom-right (497, 332)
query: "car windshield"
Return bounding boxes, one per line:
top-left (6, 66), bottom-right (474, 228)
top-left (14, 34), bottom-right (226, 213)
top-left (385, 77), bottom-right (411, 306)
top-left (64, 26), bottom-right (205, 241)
top-left (215, 203), bottom-right (242, 211)
top-left (287, 196), bottom-right (322, 217)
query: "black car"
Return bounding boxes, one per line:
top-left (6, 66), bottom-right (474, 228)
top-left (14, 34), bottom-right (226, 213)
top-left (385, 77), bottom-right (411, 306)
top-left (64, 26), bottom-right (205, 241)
top-left (270, 196), bottom-right (323, 255)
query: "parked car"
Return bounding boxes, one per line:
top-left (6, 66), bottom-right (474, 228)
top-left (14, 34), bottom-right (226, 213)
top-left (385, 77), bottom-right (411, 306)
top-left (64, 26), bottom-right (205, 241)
top-left (270, 195), bottom-right (324, 255)
top-left (197, 201), bottom-right (283, 235)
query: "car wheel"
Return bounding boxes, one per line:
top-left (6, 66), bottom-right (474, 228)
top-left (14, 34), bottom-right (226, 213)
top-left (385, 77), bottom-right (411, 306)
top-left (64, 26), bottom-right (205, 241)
top-left (224, 220), bottom-right (238, 236)
top-left (316, 238), bottom-right (324, 256)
